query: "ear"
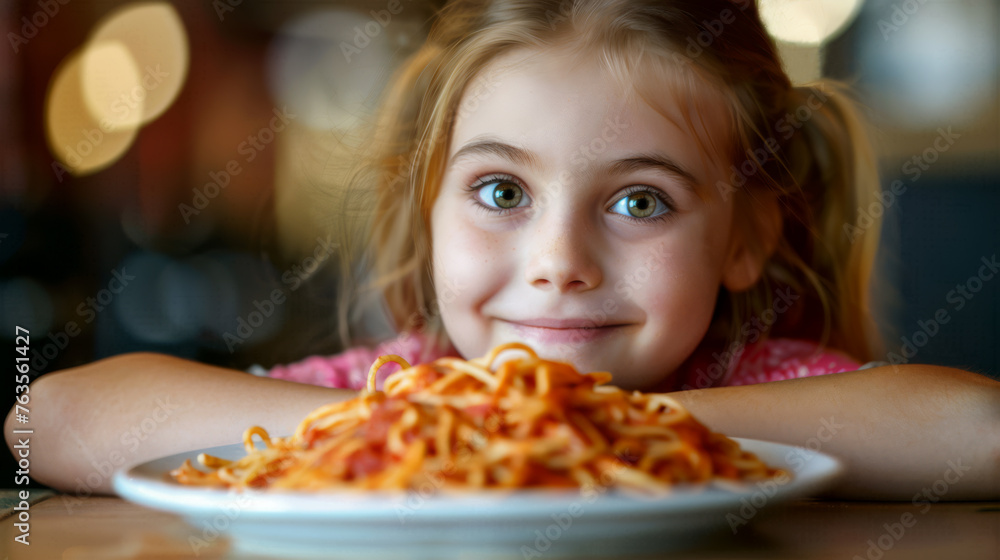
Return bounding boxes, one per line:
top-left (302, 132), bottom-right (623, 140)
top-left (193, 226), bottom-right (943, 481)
top-left (722, 191), bottom-right (783, 292)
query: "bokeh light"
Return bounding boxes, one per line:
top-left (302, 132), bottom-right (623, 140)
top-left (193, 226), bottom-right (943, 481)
top-left (760, 0), bottom-right (864, 46)
top-left (114, 252), bottom-right (184, 344)
top-left (0, 278), bottom-right (54, 336)
top-left (113, 251), bottom-right (286, 347)
top-left (45, 49), bottom-right (141, 175)
top-left (80, 40), bottom-right (145, 131)
top-left (44, 1), bottom-right (189, 177)
top-left (267, 9), bottom-right (396, 131)
top-left (858, 0), bottom-right (997, 128)
top-left (86, 1), bottom-right (189, 126)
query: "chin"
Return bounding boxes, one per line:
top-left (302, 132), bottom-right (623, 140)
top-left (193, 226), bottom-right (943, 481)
top-left (520, 345), bottom-right (635, 384)
top-left (548, 350), bottom-right (674, 391)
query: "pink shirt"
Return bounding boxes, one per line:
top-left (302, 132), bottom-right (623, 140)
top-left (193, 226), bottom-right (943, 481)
top-left (265, 333), bottom-right (459, 391)
top-left (674, 338), bottom-right (861, 390)
top-left (263, 334), bottom-right (860, 391)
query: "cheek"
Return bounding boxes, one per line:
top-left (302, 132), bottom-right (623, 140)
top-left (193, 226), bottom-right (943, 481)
top-left (639, 248), bottom-right (721, 322)
top-left (627, 216), bottom-right (729, 348)
top-left (430, 200), bottom-right (509, 351)
top-left (432, 208), bottom-right (504, 297)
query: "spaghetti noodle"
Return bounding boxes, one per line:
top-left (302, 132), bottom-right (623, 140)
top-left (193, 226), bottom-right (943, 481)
top-left (171, 343), bottom-right (784, 492)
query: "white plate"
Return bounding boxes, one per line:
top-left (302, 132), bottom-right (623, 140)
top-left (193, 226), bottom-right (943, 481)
top-left (113, 437), bottom-right (842, 559)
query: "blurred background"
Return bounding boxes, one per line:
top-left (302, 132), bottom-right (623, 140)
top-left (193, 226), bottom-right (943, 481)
top-left (1, 0), bottom-right (997, 485)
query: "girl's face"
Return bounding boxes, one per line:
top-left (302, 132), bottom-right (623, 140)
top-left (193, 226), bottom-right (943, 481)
top-left (431, 47), bottom-right (750, 390)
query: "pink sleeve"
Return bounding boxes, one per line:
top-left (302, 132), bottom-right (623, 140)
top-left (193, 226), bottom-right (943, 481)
top-left (723, 338), bottom-right (861, 387)
top-left (265, 332), bottom-right (455, 391)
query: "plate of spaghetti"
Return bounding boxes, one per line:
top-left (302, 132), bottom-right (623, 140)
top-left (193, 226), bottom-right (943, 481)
top-left (113, 343), bottom-right (843, 558)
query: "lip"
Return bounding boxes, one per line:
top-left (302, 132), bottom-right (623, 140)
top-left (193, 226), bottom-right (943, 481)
top-left (499, 318), bottom-right (632, 345)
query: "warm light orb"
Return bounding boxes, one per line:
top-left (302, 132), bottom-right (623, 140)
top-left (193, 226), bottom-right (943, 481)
top-left (759, 0), bottom-right (864, 46)
top-left (81, 40), bottom-right (145, 131)
top-left (86, 1), bottom-right (189, 125)
top-left (44, 1), bottom-right (189, 178)
top-left (45, 50), bottom-right (140, 176)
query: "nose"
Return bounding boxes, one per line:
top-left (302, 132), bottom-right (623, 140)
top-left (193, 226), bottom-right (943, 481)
top-left (524, 210), bottom-right (603, 293)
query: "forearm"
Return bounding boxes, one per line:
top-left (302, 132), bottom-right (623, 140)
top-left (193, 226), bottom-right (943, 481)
top-left (670, 365), bottom-right (1000, 500)
top-left (4, 352), bottom-right (355, 494)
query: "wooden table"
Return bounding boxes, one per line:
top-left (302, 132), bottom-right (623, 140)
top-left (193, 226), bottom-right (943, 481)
top-left (2, 491), bottom-right (997, 559)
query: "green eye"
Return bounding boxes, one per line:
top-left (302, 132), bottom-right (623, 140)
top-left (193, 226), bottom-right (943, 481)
top-left (610, 190), bottom-right (669, 219)
top-left (627, 192), bottom-right (655, 217)
top-left (493, 183), bottom-right (523, 208)
top-left (475, 179), bottom-right (527, 210)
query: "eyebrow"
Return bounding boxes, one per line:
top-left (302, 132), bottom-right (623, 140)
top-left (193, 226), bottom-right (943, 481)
top-left (448, 136), bottom-right (541, 170)
top-left (447, 136), bottom-right (699, 190)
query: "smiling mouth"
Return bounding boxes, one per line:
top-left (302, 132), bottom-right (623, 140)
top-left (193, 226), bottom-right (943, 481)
top-left (499, 319), bottom-right (631, 345)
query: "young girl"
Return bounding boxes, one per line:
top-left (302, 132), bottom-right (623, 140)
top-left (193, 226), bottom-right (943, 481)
top-left (9, 0), bottom-right (998, 500)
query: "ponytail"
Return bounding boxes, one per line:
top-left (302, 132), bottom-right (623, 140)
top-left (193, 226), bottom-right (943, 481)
top-left (735, 81), bottom-right (885, 362)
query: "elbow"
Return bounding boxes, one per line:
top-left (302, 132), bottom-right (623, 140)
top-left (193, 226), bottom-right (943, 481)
top-left (4, 396), bottom-right (27, 471)
top-left (6, 370), bottom-right (65, 452)
top-left (14, 352), bottom-right (176, 494)
top-left (5, 354), bottom-right (145, 493)
top-left (7, 369), bottom-right (82, 492)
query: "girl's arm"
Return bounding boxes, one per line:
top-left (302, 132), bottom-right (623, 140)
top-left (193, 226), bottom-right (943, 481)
top-left (4, 352), bottom-right (355, 495)
top-left (670, 364), bottom-right (1000, 500)
top-left (10, 356), bottom-right (996, 501)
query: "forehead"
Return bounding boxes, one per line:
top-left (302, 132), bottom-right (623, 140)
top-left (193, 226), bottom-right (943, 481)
top-left (448, 46), bottom-right (733, 186)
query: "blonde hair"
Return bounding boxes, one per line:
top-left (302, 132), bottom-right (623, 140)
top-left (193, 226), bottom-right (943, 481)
top-left (334, 0), bottom-right (885, 362)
